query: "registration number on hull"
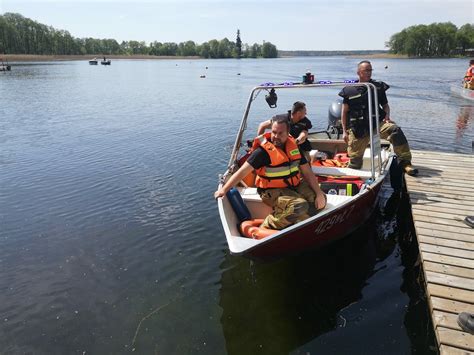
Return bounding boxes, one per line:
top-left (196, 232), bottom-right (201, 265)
top-left (313, 205), bottom-right (356, 235)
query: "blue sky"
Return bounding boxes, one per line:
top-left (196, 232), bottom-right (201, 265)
top-left (2, 0), bottom-right (473, 50)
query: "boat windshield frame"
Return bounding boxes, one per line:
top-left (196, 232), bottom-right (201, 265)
top-left (227, 82), bottom-right (382, 180)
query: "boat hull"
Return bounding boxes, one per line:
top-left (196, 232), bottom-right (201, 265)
top-left (451, 85), bottom-right (474, 101)
top-left (233, 180), bottom-right (383, 260)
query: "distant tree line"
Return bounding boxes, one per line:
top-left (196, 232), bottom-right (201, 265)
top-left (278, 50), bottom-right (388, 57)
top-left (0, 13), bottom-right (278, 58)
top-left (386, 22), bottom-right (474, 57)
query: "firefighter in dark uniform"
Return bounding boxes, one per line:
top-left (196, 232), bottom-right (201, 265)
top-left (339, 60), bottom-right (418, 176)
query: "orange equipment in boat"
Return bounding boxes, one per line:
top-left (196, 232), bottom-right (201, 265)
top-left (240, 219), bottom-right (278, 240)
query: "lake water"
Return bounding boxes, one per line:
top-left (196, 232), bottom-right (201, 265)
top-left (1, 57), bottom-right (472, 354)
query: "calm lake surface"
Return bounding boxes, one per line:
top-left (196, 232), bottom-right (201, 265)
top-left (1, 57), bottom-right (472, 354)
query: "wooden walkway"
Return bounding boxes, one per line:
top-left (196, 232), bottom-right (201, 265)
top-left (406, 150), bottom-right (474, 354)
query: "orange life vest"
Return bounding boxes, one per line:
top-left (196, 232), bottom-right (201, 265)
top-left (252, 132), bottom-right (302, 189)
top-left (465, 65), bottom-right (474, 81)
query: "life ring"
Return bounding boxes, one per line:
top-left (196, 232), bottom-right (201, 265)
top-left (240, 219), bottom-right (278, 240)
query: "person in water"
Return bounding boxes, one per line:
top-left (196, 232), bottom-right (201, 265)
top-left (214, 117), bottom-right (326, 230)
top-left (463, 59), bottom-right (474, 90)
top-left (257, 101), bottom-right (313, 163)
top-left (339, 60), bottom-right (418, 176)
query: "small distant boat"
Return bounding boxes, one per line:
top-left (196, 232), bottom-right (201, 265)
top-left (89, 58), bottom-right (98, 65)
top-left (451, 84), bottom-right (474, 101)
top-left (101, 59), bottom-right (111, 65)
top-left (1, 58), bottom-right (11, 71)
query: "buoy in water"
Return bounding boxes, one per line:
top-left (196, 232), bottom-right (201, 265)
top-left (200, 75), bottom-right (206, 78)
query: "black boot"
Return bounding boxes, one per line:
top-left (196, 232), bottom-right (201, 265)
top-left (457, 312), bottom-right (474, 334)
top-left (464, 216), bottom-right (474, 228)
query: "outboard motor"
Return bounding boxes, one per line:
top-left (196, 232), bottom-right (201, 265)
top-left (327, 99), bottom-right (343, 138)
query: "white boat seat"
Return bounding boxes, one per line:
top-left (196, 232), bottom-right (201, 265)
top-left (239, 187), bottom-right (261, 202)
top-left (312, 166), bottom-right (374, 178)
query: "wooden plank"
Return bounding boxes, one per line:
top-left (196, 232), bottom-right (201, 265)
top-left (415, 222), bottom-right (474, 237)
top-left (409, 192), bottom-right (474, 205)
top-left (412, 205), bottom-right (474, 217)
top-left (425, 271), bottom-right (474, 292)
top-left (408, 183), bottom-right (474, 195)
top-left (413, 159), bottom-right (474, 168)
top-left (428, 283), bottom-right (474, 303)
top-left (431, 296), bottom-right (474, 314)
top-left (438, 327), bottom-right (474, 351)
top-left (439, 344), bottom-right (474, 355)
top-left (413, 210), bottom-right (474, 224)
top-left (414, 214), bottom-right (474, 230)
top-left (409, 193), bottom-right (474, 207)
top-left (407, 191), bottom-right (474, 202)
top-left (408, 187), bottom-right (474, 199)
top-left (411, 177), bottom-right (474, 187)
top-left (413, 162), bottom-right (474, 171)
top-left (420, 244), bottom-right (474, 260)
top-left (418, 235), bottom-right (474, 251)
top-left (409, 173), bottom-right (474, 181)
top-left (424, 261), bottom-right (474, 279)
top-left (412, 150), bottom-right (474, 159)
top-left (417, 228), bottom-right (474, 243)
top-left (422, 252), bottom-right (474, 269)
top-left (434, 310), bottom-right (463, 331)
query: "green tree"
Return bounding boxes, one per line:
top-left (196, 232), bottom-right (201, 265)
top-left (234, 29), bottom-right (242, 58)
top-left (456, 24), bottom-right (474, 54)
top-left (261, 41), bottom-right (277, 58)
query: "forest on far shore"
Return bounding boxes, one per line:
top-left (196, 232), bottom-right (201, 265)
top-left (0, 13), bottom-right (278, 58)
top-left (1, 13), bottom-right (473, 59)
top-left (386, 22), bottom-right (473, 57)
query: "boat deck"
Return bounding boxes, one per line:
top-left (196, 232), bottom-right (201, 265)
top-left (406, 150), bottom-right (474, 354)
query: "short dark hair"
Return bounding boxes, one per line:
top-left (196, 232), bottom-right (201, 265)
top-left (358, 60), bottom-right (372, 68)
top-left (291, 101), bottom-right (306, 114)
top-left (272, 116), bottom-right (290, 131)
top-left (470, 59), bottom-right (474, 66)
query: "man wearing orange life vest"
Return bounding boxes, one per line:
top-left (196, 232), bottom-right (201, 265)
top-left (214, 117), bottom-right (327, 230)
top-left (257, 101), bottom-right (313, 163)
top-left (463, 59), bottom-right (474, 90)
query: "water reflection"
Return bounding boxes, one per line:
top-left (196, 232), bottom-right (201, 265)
top-left (218, 185), bottom-right (436, 354)
top-left (219, 213), bottom-right (383, 354)
top-left (456, 105), bottom-right (473, 142)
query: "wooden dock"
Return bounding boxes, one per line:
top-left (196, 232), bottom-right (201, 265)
top-left (405, 150), bottom-right (474, 354)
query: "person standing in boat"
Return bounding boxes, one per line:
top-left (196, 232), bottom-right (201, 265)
top-left (339, 60), bottom-right (418, 176)
top-left (463, 59), bottom-right (474, 89)
top-left (257, 101), bottom-right (313, 163)
top-left (214, 117), bottom-right (326, 230)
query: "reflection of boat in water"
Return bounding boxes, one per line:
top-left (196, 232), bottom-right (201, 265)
top-left (216, 82), bottom-right (395, 259)
top-left (450, 84), bottom-right (474, 101)
top-left (89, 58), bottom-right (98, 65)
top-left (218, 187), bottom-right (434, 353)
top-left (218, 218), bottom-right (380, 354)
top-left (455, 105), bottom-right (473, 141)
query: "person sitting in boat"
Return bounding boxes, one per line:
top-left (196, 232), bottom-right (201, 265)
top-left (257, 101), bottom-right (313, 163)
top-left (214, 117), bottom-right (326, 230)
top-left (463, 59), bottom-right (474, 90)
top-left (339, 60), bottom-right (418, 176)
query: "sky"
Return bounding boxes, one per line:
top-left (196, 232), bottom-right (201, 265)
top-left (1, 0), bottom-right (473, 50)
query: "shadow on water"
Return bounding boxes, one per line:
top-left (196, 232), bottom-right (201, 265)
top-left (218, 178), bottom-right (437, 354)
